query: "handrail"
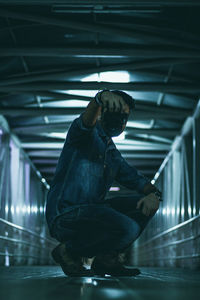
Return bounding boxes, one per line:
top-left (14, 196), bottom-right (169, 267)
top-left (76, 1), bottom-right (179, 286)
top-left (135, 214), bottom-right (200, 248)
top-left (136, 254), bottom-right (200, 261)
top-left (0, 235), bottom-right (55, 250)
top-left (0, 252), bottom-right (43, 259)
top-left (153, 98), bottom-right (200, 183)
top-left (0, 218), bottom-right (56, 245)
top-left (135, 234), bottom-right (200, 253)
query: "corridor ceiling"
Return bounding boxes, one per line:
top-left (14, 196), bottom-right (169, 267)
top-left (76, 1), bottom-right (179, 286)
top-left (0, 1), bottom-right (200, 191)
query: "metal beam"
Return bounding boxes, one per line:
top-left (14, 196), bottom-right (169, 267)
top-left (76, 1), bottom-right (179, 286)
top-left (19, 133), bottom-right (171, 145)
top-left (0, 106), bottom-right (189, 119)
top-left (0, 107), bottom-right (83, 116)
top-left (16, 132), bottom-right (173, 145)
top-left (122, 133), bottom-right (172, 145)
top-left (34, 159), bottom-right (162, 167)
top-left (27, 150), bottom-right (167, 158)
top-left (33, 91), bottom-right (89, 101)
top-left (21, 141), bottom-right (170, 150)
top-left (40, 167), bottom-right (157, 178)
top-left (39, 167), bottom-right (56, 173)
top-left (32, 159), bottom-right (58, 165)
top-left (126, 126), bottom-right (179, 137)
top-left (13, 123), bottom-right (70, 133)
top-left (0, 82), bottom-right (200, 94)
top-left (0, 58), bottom-right (197, 87)
top-left (0, 8), bottom-right (176, 43)
top-left (20, 103), bottom-right (193, 117)
top-left (28, 95), bottom-right (195, 108)
top-left (1, 58), bottom-right (197, 87)
top-left (17, 128), bottom-right (178, 138)
top-left (31, 91), bottom-right (196, 105)
top-left (132, 104), bottom-right (191, 116)
top-left (98, 19), bottom-right (200, 44)
top-left (28, 150), bottom-right (62, 157)
top-left (1, 47), bottom-right (200, 58)
top-left (12, 123), bottom-right (180, 136)
top-left (1, 1), bottom-right (200, 6)
top-left (126, 159), bottom-right (162, 166)
top-left (0, 7), bottom-right (199, 48)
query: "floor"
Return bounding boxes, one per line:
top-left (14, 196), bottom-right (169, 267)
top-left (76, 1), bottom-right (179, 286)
top-left (1, 266), bottom-right (200, 300)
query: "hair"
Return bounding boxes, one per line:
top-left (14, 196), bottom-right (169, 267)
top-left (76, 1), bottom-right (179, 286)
top-left (111, 90), bottom-right (135, 110)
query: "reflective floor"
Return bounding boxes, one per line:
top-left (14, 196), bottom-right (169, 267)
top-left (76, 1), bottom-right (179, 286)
top-left (1, 266), bottom-right (200, 300)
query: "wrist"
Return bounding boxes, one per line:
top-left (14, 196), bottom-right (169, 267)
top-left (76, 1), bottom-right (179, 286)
top-left (94, 92), bottom-right (103, 106)
top-left (154, 190), bottom-right (163, 201)
top-left (143, 183), bottom-right (163, 201)
top-left (143, 183), bottom-right (157, 195)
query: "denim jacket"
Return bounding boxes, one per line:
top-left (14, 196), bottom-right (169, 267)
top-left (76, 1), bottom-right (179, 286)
top-left (45, 113), bottom-right (150, 234)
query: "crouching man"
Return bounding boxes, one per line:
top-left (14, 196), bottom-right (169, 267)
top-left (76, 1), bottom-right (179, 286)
top-left (45, 90), bottom-right (162, 277)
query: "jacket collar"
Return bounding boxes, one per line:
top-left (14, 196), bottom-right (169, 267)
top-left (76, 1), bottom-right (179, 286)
top-left (96, 120), bottom-right (107, 137)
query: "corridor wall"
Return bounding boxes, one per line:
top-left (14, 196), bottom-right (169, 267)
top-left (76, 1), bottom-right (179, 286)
top-left (0, 116), bottom-right (56, 266)
top-left (131, 100), bottom-right (200, 269)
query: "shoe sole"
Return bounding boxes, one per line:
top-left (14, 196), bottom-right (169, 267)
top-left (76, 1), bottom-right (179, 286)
top-left (52, 245), bottom-right (95, 277)
top-left (91, 267), bottom-right (141, 276)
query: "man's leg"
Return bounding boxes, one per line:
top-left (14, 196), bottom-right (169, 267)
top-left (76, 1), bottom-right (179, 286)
top-left (51, 202), bottom-right (149, 276)
top-left (106, 194), bottom-right (157, 238)
top-left (52, 204), bottom-right (141, 258)
top-left (87, 194), bottom-right (158, 274)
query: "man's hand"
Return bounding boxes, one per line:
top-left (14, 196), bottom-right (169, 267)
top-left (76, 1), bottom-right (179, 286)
top-left (98, 90), bottom-right (127, 113)
top-left (136, 193), bottom-right (160, 216)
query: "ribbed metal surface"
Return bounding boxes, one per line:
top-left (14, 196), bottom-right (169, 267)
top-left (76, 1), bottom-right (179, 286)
top-left (0, 122), bottom-right (56, 266)
top-left (0, 218), bottom-right (56, 265)
top-left (131, 100), bottom-right (200, 269)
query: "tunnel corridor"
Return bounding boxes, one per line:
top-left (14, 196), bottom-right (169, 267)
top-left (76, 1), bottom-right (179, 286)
top-left (0, 1), bottom-right (200, 299)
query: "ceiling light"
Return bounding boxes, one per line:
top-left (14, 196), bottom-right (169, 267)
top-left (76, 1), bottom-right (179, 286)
top-left (81, 71), bottom-right (130, 83)
top-left (113, 132), bottom-right (125, 142)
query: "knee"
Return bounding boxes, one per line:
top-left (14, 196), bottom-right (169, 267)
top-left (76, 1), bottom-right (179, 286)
top-left (119, 220), bottom-right (141, 243)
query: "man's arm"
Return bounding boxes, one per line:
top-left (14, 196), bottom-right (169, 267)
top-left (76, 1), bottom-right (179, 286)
top-left (82, 98), bottom-right (102, 128)
top-left (67, 98), bottom-right (101, 144)
top-left (115, 156), bottom-right (150, 194)
top-left (115, 156), bottom-right (162, 216)
top-left (115, 156), bottom-right (162, 198)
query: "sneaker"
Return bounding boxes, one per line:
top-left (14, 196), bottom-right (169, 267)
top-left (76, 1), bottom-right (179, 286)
top-left (51, 243), bottom-right (94, 277)
top-left (91, 253), bottom-right (141, 277)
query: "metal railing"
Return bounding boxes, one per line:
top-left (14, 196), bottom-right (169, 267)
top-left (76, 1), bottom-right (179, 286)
top-left (0, 218), bottom-right (57, 266)
top-left (132, 214), bottom-right (200, 268)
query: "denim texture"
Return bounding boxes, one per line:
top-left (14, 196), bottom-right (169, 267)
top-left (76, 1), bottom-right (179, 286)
top-left (51, 194), bottom-right (156, 257)
top-left (45, 113), bottom-right (150, 237)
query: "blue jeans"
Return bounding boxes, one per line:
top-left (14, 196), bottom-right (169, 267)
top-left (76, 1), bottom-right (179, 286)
top-left (51, 195), bottom-right (156, 258)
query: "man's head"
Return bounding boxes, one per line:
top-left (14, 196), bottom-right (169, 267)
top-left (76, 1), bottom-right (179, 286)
top-left (98, 90), bottom-right (135, 137)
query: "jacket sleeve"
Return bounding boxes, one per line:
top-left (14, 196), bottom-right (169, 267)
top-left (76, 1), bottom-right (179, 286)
top-left (67, 112), bottom-right (96, 145)
top-left (115, 156), bottom-right (150, 194)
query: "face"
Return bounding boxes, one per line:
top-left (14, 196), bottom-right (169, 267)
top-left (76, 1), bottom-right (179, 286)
top-left (99, 102), bottom-right (130, 137)
top-left (121, 104), bottom-right (130, 131)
